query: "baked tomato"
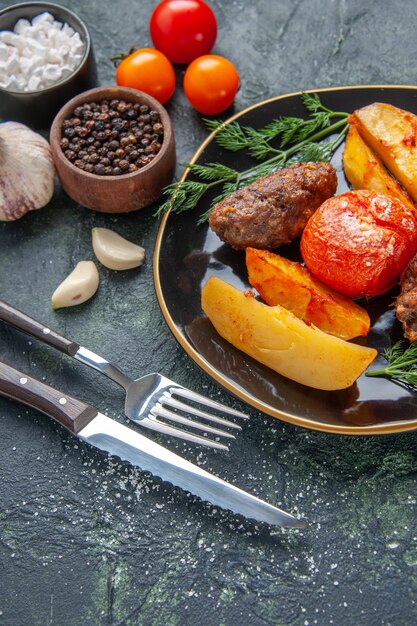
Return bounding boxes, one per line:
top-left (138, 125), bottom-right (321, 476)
top-left (300, 190), bottom-right (417, 298)
top-left (115, 48), bottom-right (175, 104)
top-left (150, 0), bottom-right (217, 65)
top-left (183, 54), bottom-right (239, 115)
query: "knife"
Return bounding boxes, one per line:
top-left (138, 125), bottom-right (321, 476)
top-left (0, 361), bottom-right (307, 529)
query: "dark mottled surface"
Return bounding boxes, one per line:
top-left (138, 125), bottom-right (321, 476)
top-left (1, 1), bottom-right (417, 625)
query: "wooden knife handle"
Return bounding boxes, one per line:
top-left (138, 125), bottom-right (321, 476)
top-left (0, 361), bottom-right (97, 435)
top-left (0, 300), bottom-right (80, 356)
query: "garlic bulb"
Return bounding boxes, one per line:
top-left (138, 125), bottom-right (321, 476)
top-left (0, 121), bottom-right (55, 221)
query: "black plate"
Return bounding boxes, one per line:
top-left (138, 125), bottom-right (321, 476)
top-left (154, 86), bottom-right (417, 434)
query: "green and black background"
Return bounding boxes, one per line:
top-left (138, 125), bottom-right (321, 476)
top-left (0, 1), bottom-right (416, 624)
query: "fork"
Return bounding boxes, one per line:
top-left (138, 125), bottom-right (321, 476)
top-left (0, 300), bottom-right (248, 450)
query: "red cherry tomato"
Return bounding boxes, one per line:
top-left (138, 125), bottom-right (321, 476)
top-left (301, 190), bottom-right (417, 298)
top-left (183, 55), bottom-right (239, 115)
top-left (150, 0), bottom-right (217, 65)
top-left (115, 48), bottom-right (176, 104)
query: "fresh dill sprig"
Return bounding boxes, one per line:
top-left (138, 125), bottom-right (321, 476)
top-left (157, 93), bottom-right (349, 219)
top-left (204, 120), bottom-right (250, 152)
top-left (182, 162), bottom-right (237, 182)
top-left (365, 341), bottom-right (417, 388)
top-left (205, 92), bottom-right (348, 160)
top-left (158, 180), bottom-right (209, 215)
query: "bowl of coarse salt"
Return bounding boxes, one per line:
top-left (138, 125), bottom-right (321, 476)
top-left (0, 2), bottom-right (97, 128)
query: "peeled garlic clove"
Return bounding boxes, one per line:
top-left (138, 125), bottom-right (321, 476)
top-left (92, 227), bottom-right (145, 270)
top-left (51, 261), bottom-right (99, 309)
top-left (0, 121), bottom-right (55, 221)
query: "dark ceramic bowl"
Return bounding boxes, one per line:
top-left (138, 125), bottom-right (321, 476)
top-left (50, 86), bottom-right (176, 213)
top-left (0, 2), bottom-right (97, 128)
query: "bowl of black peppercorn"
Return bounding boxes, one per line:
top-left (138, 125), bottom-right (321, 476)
top-left (50, 86), bottom-right (176, 213)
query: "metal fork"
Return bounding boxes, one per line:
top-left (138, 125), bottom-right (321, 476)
top-left (0, 300), bottom-right (248, 450)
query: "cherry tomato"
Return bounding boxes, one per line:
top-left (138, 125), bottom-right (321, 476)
top-left (115, 48), bottom-right (176, 104)
top-left (183, 55), bottom-right (239, 115)
top-left (150, 0), bottom-right (217, 65)
top-left (301, 190), bottom-right (417, 298)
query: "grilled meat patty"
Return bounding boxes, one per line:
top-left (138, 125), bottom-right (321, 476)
top-left (396, 254), bottom-right (417, 341)
top-left (209, 162), bottom-right (338, 250)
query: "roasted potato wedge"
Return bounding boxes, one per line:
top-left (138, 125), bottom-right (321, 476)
top-left (350, 102), bottom-right (417, 203)
top-left (246, 247), bottom-right (370, 340)
top-left (343, 125), bottom-right (416, 214)
top-left (201, 276), bottom-right (377, 391)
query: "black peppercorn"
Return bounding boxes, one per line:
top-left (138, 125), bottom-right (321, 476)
top-left (64, 149), bottom-right (76, 161)
top-left (94, 164), bottom-right (106, 175)
top-left (119, 159), bottom-right (130, 171)
top-left (61, 97), bottom-right (164, 176)
top-left (117, 101), bottom-right (128, 113)
top-left (113, 120), bottom-right (127, 133)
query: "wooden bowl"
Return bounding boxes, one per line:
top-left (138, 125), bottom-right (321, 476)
top-left (50, 86), bottom-right (176, 213)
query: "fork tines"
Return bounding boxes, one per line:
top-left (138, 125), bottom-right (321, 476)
top-left (143, 384), bottom-right (249, 450)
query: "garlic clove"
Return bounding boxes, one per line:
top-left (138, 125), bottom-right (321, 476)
top-left (51, 261), bottom-right (99, 309)
top-left (92, 227), bottom-right (145, 270)
top-left (0, 121), bottom-right (55, 221)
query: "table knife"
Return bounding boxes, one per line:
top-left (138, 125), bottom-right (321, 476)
top-left (0, 361), bottom-right (306, 529)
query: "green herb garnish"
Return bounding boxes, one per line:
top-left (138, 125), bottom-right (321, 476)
top-left (366, 341), bottom-right (417, 388)
top-left (157, 93), bottom-right (349, 222)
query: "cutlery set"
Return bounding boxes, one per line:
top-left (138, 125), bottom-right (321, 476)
top-left (0, 299), bottom-right (306, 529)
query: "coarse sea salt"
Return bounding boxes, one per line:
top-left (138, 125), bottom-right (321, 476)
top-left (0, 11), bottom-right (85, 92)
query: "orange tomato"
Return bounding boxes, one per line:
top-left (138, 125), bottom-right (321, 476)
top-left (115, 48), bottom-right (176, 104)
top-left (300, 190), bottom-right (417, 298)
top-left (183, 54), bottom-right (239, 115)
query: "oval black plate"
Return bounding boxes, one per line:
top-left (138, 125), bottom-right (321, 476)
top-left (154, 86), bottom-right (417, 434)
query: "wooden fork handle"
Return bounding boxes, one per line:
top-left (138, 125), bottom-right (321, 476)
top-left (0, 361), bottom-right (97, 435)
top-left (0, 299), bottom-right (80, 356)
